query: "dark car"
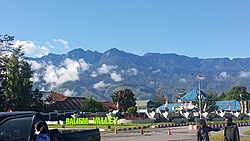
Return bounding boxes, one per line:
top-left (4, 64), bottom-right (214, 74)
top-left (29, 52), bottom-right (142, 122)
top-left (0, 111), bottom-right (100, 141)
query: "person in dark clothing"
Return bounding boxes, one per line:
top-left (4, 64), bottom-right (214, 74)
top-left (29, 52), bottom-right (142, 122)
top-left (196, 119), bottom-right (221, 141)
top-left (224, 117), bottom-right (240, 141)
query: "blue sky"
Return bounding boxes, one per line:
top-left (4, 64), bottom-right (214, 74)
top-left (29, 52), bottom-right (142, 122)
top-left (1, 1), bottom-right (250, 58)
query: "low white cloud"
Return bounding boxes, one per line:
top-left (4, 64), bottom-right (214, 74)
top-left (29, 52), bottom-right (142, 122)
top-left (43, 65), bottom-right (61, 87)
top-left (239, 71), bottom-right (250, 78)
top-left (15, 40), bottom-right (49, 58)
top-left (53, 39), bottom-right (69, 49)
top-left (65, 58), bottom-right (91, 72)
top-left (28, 60), bottom-right (42, 70)
top-left (127, 68), bottom-right (138, 75)
top-left (153, 69), bottom-right (161, 73)
top-left (179, 78), bottom-right (187, 83)
top-left (32, 72), bottom-right (40, 83)
top-left (110, 72), bottom-right (123, 82)
top-left (93, 81), bottom-right (110, 90)
top-left (63, 89), bottom-right (76, 97)
top-left (215, 65), bottom-right (220, 69)
top-left (43, 58), bottom-right (91, 87)
top-left (121, 70), bottom-right (125, 73)
top-left (40, 87), bottom-right (46, 91)
top-left (219, 72), bottom-right (231, 79)
top-left (149, 81), bottom-right (155, 85)
top-left (97, 64), bottom-right (117, 74)
top-left (78, 59), bottom-right (91, 71)
top-left (215, 72), bottom-right (231, 81)
top-left (195, 75), bottom-right (205, 80)
top-left (91, 71), bottom-right (98, 78)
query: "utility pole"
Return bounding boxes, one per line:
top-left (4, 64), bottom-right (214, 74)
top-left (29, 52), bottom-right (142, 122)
top-left (198, 76), bottom-right (202, 119)
top-left (192, 74), bottom-right (204, 119)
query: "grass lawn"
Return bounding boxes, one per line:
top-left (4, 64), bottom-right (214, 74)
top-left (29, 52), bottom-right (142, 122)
top-left (49, 123), bottom-right (152, 130)
top-left (245, 130), bottom-right (250, 135)
top-left (210, 131), bottom-right (250, 141)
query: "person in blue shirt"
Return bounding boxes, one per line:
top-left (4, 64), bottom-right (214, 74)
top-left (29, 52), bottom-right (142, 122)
top-left (34, 121), bottom-right (51, 141)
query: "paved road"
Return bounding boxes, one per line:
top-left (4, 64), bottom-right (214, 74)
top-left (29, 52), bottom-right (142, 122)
top-left (101, 126), bottom-right (250, 141)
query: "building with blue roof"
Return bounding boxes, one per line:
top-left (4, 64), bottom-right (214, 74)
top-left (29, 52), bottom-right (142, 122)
top-left (156, 88), bottom-right (206, 113)
top-left (216, 100), bottom-right (241, 111)
top-left (157, 103), bottom-right (181, 113)
top-left (153, 88), bottom-right (250, 121)
top-left (180, 88), bottom-right (206, 101)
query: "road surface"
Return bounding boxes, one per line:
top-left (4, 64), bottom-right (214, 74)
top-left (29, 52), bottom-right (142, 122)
top-left (101, 126), bottom-right (250, 141)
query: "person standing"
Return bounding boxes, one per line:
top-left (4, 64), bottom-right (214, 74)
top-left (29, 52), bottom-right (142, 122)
top-left (196, 119), bottom-right (221, 141)
top-left (34, 121), bottom-right (51, 141)
top-left (224, 117), bottom-right (240, 141)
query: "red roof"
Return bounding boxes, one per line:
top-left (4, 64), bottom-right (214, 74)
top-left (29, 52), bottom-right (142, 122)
top-left (46, 92), bottom-right (116, 112)
top-left (49, 91), bottom-right (67, 102)
top-left (102, 101), bottom-right (118, 110)
top-left (46, 92), bottom-right (86, 111)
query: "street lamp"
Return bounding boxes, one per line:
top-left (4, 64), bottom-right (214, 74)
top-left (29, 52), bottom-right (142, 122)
top-left (198, 76), bottom-right (202, 119)
top-left (192, 74), bottom-right (204, 119)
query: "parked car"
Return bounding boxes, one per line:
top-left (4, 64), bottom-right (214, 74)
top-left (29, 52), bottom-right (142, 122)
top-left (0, 111), bottom-right (100, 141)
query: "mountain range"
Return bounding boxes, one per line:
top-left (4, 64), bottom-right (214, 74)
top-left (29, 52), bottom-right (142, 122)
top-left (28, 48), bottom-right (250, 101)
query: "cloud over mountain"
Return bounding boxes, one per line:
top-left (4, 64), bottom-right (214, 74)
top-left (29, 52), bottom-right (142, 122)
top-left (97, 64), bottom-right (117, 74)
top-left (63, 89), bottom-right (76, 97)
top-left (91, 71), bottom-right (98, 78)
top-left (43, 58), bottom-right (91, 87)
top-left (179, 78), bottom-right (187, 83)
top-left (220, 72), bottom-right (231, 79)
top-left (110, 72), bottom-right (123, 82)
top-left (127, 68), bottom-right (138, 75)
top-left (93, 81), bottom-right (110, 90)
top-left (28, 60), bottom-right (43, 70)
top-left (28, 48), bottom-right (250, 101)
top-left (239, 71), bottom-right (250, 78)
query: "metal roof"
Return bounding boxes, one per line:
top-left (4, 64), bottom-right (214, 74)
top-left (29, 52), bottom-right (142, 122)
top-left (216, 100), bottom-right (241, 111)
top-left (136, 100), bottom-right (153, 107)
top-left (180, 88), bottom-right (206, 101)
top-left (157, 103), bottom-right (181, 113)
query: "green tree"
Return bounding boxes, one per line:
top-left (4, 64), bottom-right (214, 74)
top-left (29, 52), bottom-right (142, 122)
top-left (127, 106), bottom-right (138, 117)
top-left (0, 55), bottom-right (7, 87)
top-left (111, 88), bottom-right (136, 112)
top-left (205, 91), bottom-right (218, 112)
top-left (217, 92), bottom-right (227, 100)
top-left (226, 86), bottom-right (250, 101)
top-left (153, 88), bottom-right (166, 107)
top-left (4, 46), bottom-right (35, 110)
top-left (81, 98), bottom-right (107, 112)
top-left (0, 54), bottom-right (8, 111)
